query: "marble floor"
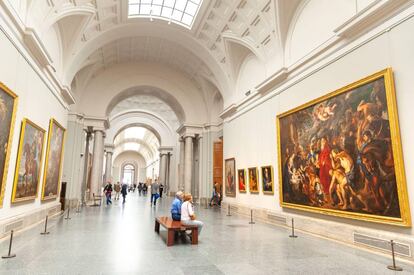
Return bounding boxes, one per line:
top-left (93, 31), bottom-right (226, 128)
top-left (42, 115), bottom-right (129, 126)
top-left (0, 193), bottom-right (413, 275)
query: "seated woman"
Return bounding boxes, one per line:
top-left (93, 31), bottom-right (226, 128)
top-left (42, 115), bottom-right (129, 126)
top-left (181, 193), bottom-right (204, 237)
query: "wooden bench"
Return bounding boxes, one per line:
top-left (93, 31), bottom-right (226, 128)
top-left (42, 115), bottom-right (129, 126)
top-left (155, 216), bottom-right (198, 246)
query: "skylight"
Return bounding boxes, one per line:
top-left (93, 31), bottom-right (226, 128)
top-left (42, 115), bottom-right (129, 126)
top-left (128, 0), bottom-right (203, 28)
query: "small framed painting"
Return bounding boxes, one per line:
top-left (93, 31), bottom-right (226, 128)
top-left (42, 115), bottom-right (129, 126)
top-left (261, 165), bottom-right (274, 195)
top-left (238, 169), bottom-right (246, 193)
top-left (248, 167), bottom-right (259, 194)
top-left (225, 158), bottom-right (236, 197)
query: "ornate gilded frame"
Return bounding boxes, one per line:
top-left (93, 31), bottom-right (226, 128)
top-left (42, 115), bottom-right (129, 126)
top-left (237, 168), bottom-right (247, 193)
top-left (0, 82), bottom-right (18, 208)
top-left (248, 167), bottom-right (259, 194)
top-left (261, 165), bottom-right (274, 195)
top-left (224, 157), bottom-right (236, 197)
top-left (11, 118), bottom-right (46, 203)
top-left (276, 68), bottom-right (411, 227)
top-left (41, 118), bottom-right (66, 201)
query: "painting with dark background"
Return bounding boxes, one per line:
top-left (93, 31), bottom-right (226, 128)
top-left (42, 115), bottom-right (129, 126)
top-left (277, 69), bottom-right (410, 225)
top-left (0, 83), bottom-right (17, 207)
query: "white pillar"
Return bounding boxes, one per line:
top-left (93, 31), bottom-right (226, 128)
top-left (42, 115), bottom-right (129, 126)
top-left (81, 129), bottom-right (92, 203)
top-left (184, 135), bottom-right (194, 194)
top-left (104, 150), bottom-right (113, 183)
top-left (194, 135), bottom-right (203, 200)
top-left (179, 138), bottom-right (185, 191)
top-left (159, 153), bottom-right (167, 185)
top-left (90, 130), bottom-right (105, 199)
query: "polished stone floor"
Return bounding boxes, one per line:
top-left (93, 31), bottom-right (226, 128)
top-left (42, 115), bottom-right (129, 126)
top-left (1, 193), bottom-right (413, 275)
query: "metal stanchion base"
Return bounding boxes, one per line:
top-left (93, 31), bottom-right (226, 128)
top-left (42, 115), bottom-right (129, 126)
top-left (2, 254), bottom-right (16, 259)
top-left (249, 221), bottom-right (255, 224)
top-left (89, 204), bottom-right (100, 207)
top-left (289, 235), bottom-right (298, 238)
top-left (64, 217), bottom-right (71, 220)
top-left (40, 232), bottom-right (50, 235)
top-left (387, 265), bottom-right (403, 271)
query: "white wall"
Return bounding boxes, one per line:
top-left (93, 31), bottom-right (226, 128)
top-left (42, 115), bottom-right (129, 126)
top-left (223, 14), bottom-right (414, 240)
top-left (0, 25), bottom-right (68, 220)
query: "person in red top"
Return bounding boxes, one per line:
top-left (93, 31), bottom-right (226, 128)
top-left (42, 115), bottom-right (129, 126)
top-left (318, 137), bottom-right (332, 195)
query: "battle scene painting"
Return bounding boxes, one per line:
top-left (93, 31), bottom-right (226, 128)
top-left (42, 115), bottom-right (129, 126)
top-left (0, 83), bottom-right (18, 207)
top-left (42, 119), bottom-right (65, 200)
top-left (277, 69), bottom-right (410, 226)
top-left (12, 119), bottom-right (45, 203)
top-left (225, 158), bottom-right (236, 197)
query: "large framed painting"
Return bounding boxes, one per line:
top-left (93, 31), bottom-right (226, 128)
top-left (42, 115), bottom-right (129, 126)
top-left (225, 158), bottom-right (236, 197)
top-left (248, 167), bottom-right (259, 194)
top-left (0, 83), bottom-right (18, 207)
top-left (41, 119), bottom-right (66, 200)
top-left (277, 68), bottom-right (411, 226)
top-left (238, 169), bottom-right (246, 193)
top-left (261, 165), bottom-right (274, 195)
top-left (12, 119), bottom-right (46, 203)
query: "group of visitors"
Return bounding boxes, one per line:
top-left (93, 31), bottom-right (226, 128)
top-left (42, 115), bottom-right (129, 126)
top-left (170, 191), bottom-right (204, 237)
top-left (103, 181), bottom-right (129, 205)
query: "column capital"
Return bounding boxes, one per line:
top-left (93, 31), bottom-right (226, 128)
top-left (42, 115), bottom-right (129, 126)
top-left (177, 124), bottom-right (203, 138)
top-left (104, 144), bottom-right (115, 153)
top-left (84, 116), bottom-right (109, 131)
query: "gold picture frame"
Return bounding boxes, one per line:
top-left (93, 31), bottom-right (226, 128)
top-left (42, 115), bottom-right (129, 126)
top-left (248, 167), bottom-right (259, 194)
top-left (276, 68), bottom-right (411, 227)
top-left (11, 118), bottom-right (46, 203)
top-left (0, 82), bottom-right (18, 208)
top-left (225, 158), bottom-right (236, 197)
top-left (238, 169), bottom-right (247, 193)
top-left (41, 118), bottom-right (66, 201)
top-left (261, 165), bottom-right (274, 195)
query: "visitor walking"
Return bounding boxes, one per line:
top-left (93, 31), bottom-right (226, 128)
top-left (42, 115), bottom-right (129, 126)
top-left (159, 183), bottom-right (164, 198)
top-left (138, 182), bottom-right (143, 196)
top-left (121, 182), bottom-right (128, 203)
top-left (209, 181), bottom-right (221, 207)
top-left (114, 182), bottom-right (121, 200)
top-left (150, 180), bottom-right (160, 206)
top-left (181, 193), bottom-right (204, 237)
top-left (103, 182), bottom-right (113, 205)
top-left (143, 184), bottom-right (148, 196)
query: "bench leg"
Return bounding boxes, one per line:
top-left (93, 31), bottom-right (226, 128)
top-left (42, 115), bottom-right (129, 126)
top-left (167, 229), bottom-right (175, 246)
top-left (191, 228), bottom-right (198, 245)
top-left (155, 221), bottom-right (160, 233)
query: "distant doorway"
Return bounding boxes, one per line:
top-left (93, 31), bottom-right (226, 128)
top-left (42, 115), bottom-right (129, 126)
top-left (213, 138), bottom-right (223, 196)
top-left (122, 164), bottom-right (135, 185)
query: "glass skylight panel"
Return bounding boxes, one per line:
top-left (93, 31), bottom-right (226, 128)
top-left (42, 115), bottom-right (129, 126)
top-left (128, 0), bottom-right (203, 28)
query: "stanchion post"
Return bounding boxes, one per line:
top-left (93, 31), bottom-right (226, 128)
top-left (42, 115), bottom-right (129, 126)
top-left (40, 215), bottom-right (50, 235)
top-left (387, 240), bottom-right (403, 271)
top-left (226, 204), bottom-right (232, 216)
top-left (2, 230), bottom-right (16, 259)
top-left (289, 218), bottom-right (298, 238)
top-left (65, 205), bottom-right (71, 220)
top-left (76, 201), bottom-right (81, 213)
top-left (249, 209), bottom-right (255, 224)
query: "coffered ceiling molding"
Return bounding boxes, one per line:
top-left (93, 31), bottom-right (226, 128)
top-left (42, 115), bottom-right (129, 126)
top-left (64, 22), bottom-right (232, 100)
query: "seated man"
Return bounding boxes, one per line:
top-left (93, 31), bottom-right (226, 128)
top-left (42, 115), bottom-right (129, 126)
top-left (171, 191), bottom-right (183, 221)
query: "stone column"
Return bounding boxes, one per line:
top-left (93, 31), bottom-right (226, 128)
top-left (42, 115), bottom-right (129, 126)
top-left (194, 135), bottom-right (203, 200)
top-left (81, 128), bottom-right (92, 204)
top-left (104, 148), bottom-right (113, 183)
top-left (179, 138), bottom-right (185, 191)
top-left (159, 153), bottom-right (167, 186)
top-left (184, 135), bottom-right (194, 194)
top-left (90, 130), bottom-right (105, 199)
top-left (165, 152), bottom-right (171, 194)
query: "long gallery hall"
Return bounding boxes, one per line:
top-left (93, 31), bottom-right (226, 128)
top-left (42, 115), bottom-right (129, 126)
top-left (1, 0), bottom-right (414, 274)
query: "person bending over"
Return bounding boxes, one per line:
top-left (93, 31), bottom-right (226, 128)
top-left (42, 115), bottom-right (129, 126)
top-left (181, 193), bottom-right (204, 237)
top-left (171, 191), bottom-right (184, 221)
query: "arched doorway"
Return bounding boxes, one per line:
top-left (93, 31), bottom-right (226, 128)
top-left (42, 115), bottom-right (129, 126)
top-left (122, 164), bottom-right (135, 185)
